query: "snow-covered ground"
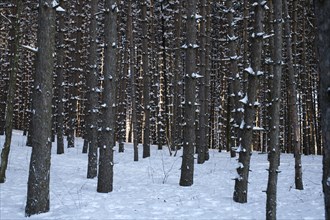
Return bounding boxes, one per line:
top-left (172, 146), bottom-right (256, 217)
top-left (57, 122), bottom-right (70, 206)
top-left (0, 130), bottom-right (324, 219)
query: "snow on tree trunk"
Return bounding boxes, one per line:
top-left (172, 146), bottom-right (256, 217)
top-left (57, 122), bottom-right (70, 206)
top-left (97, 0), bottom-right (117, 193)
top-left (25, 0), bottom-right (56, 216)
top-left (86, 0), bottom-right (99, 179)
top-left (0, 0), bottom-right (21, 183)
top-left (266, 0), bottom-right (282, 219)
top-left (233, 0), bottom-right (265, 203)
top-left (55, 0), bottom-right (65, 155)
top-left (315, 0), bottom-right (330, 219)
top-left (179, 0), bottom-right (197, 187)
top-left (283, 0), bottom-right (303, 191)
top-left (141, 0), bottom-right (150, 159)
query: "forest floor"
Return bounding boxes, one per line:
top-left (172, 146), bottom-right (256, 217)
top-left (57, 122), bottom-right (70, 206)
top-left (0, 130), bottom-right (324, 219)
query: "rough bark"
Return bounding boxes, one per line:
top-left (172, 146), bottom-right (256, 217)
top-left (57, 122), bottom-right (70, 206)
top-left (225, 0), bottom-right (239, 158)
top-left (283, 0), bottom-right (303, 190)
top-left (0, 0), bottom-right (21, 183)
top-left (127, 0), bottom-right (138, 161)
top-left (266, 0), bottom-right (282, 219)
top-left (179, 0), bottom-right (197, 187)
top-left (97, 0), bottom-right (117, 193)
top-left (197, 0), bottom-right (209, 164)
top-left (55, 0), bottom-right (65, 155)
top-left (315, 0), bottom-right (330, 219)
top-left (233, 0), bottom-right (264, 203)
top-left (25, 0), bottom-right (56, 216)
top-left (86, 0), bottom-right (99, 179)
top-left (141, 0), bottom-right (150, 159)
top-left (172, 0), bottom-right (182, 152)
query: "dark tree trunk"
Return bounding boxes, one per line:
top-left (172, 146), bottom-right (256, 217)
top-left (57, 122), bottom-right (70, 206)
top-left (86, 0), bottom-right (99, 179)
top-left (179, 0), bottom-right (197, 187)
top-left (172, 0), bottom-right (182, 152)
top-left (118, 2), bottom-right (129, 153)
top-left (97, 0), bottom-right (117, 193)
top-left (0, 0), bottom-right (21, 183)
top-left (283, 0), bottom-right (303, 190)
top-left (67, 1), bottom-right (84, 148)
top-left (225, 0), bottom-right (240, 158)
top-left (315, 0), bottom-right (330, 219)
top-left (197, 0), bottom-right (209, 164)
top-left (233, 0), bottom-right (264, 203)
top-left (25, 0), bottom-right (56, 216)
top-left (55, 0), bottom-right (66, 155)
top-left (141, 0), bottom-right (150, 159)
top-left (127, 0), bottom-right (138, 161)
top-left (266, 0), bottom-right (282, 219)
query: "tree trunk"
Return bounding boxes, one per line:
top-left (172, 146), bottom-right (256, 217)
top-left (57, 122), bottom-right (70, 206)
top-left (55, 0), bottom-right (65, 155)
top-left (233, 0), bottom-right (264, 203)
top-left (225, 0), bottom-right (240, 158)
top-left (118, 2), bottom-right (129, 153)
top-left (0, 0), bottom-right (21, 183)
top-left (315, 0), bottom-right (330, 219)
top-left (266, 0), bottom-right (282, 219)
top-left (197, 0), bottom-right (209, 164)
top-left (179, 0), bottom-right (197, 187)
top-left (25, 0), bottom-right (56, 216)
top-left (172, 0), bottom-right (182, 152)
top-left (283, 0), bottom-right (303, 190)
top-left (86, 0), bottom-right (99, 179)
top-left (127, 0), bottom-right (138, 161)
top-left (97, 0), bottom-right (117, 193)
top-left (141, 0), bottom-right (150, 159)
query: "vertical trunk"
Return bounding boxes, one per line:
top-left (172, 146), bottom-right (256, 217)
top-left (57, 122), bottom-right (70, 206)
top-left (233, 0), bottom-right (264, 203)
top-left (315, 1), bottom-right (330, 219)
top-left (97, 0), bottom-right (117, 193)
top-left (172, 0), bottom-right (182, 152)
top-left (0, 0), bottom-right (21, 183)
top-left (225, 0), bottom-right (240, 158)
top-left (86, 0), bottom-right (99, 179)
top-left (179, 0), bottom-right (197, 187)
top-left (55, 1), bottom-right (66, 155)
top-left (266, 0), bottom-right (282, 219)
top-left (118, 2), bottom-right (129, 153)
top-left (283, 0), bottom-right (303, 190)
top-left (141, 0), bottom-right (150, 158)
top-left (301, 4), bottom-right (309, 155)
top-left (197, 0), bottom-right (206, 163)
top-left (127, 0), bottom-right (138, 161)
top-left (25, 0), bottom-right (56, 216)
top-left (197, 0), bottom-right (210, 164)
top-left (67, 1), bottom-right (83, 148)
top-left (204, 0), bottom-right (211, 161)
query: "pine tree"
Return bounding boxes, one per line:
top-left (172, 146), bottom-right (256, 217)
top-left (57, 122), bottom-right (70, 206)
top-left (141, 0), bottom-right (150, 158)
top-left (85, 0), bottom-right (99, 179)
top-left (315, 0), bottom-right (330, 219)
top-left (0, 0), bottom-right (22, 183)
top-left (97, 0), bottom-right (117, 193)
top-left (179, 0), bottom-right (197, 187)
top-left (266, 0), bottom-right (283, 218)
top-left (25, 0), bottom-right (56, 216)
top-left (233, 0), bottom-right (265, 203)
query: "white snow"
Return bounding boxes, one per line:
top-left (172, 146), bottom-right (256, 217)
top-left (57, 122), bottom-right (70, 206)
top-left (239, 95), bottom-right (248, 105)
top-left (56, 6), bottom-right (65, 12)
top-left (253, 126), bottom-right (265, 131)
top-left (191, 72), bottom-right (203, 79)
top-left (195, 14), bottom-right (202, 20)
top-left (22, 45), bottom-right (38, 52)
top-left (244, 66), bottom-right (254, 75)
top-left (52, 0), bottom-right (58, 8)
top-left (0, 130), bottom-right (324, 219)
top-left (239, 119), bottom-right (245, 130)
